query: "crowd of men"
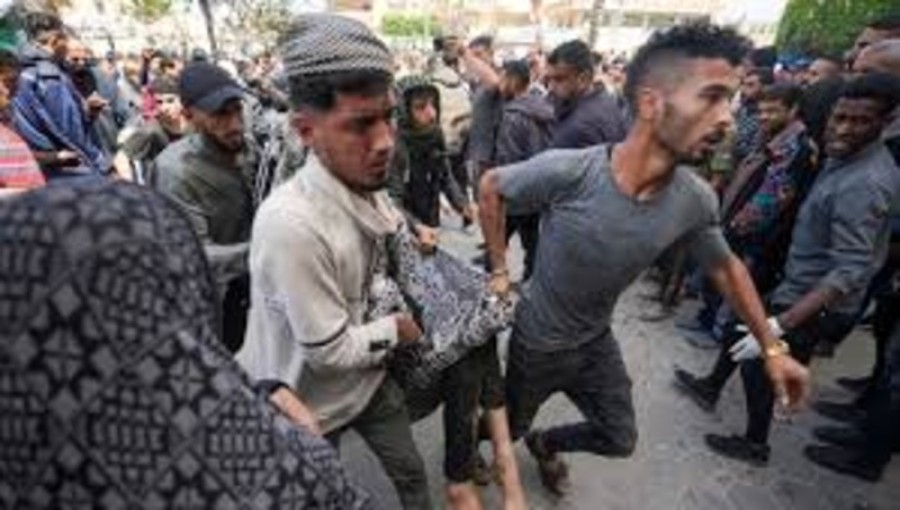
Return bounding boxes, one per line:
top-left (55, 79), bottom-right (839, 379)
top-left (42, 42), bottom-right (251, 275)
top-left (0, 7), bottom-right (899, 510)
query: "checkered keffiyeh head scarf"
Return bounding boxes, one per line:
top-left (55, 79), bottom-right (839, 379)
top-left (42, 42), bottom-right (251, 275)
top-left (279, 13), bottom-right (394, 78)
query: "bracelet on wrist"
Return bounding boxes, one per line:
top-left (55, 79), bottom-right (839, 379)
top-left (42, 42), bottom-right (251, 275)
top-left (491, 268), bottom-right (509, 277)
top-left (763, 339), bottom-right (791, 359)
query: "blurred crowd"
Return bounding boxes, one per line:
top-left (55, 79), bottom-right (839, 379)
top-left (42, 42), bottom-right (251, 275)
top-left (0, 7), bottom-right (899, 510)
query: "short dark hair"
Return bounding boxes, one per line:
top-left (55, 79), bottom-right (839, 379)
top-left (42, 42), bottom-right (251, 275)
top-left (625, 23), bottom-right (752, 107)
top-left (867, 13), bottom-right (900, 32)
top-left (0, 49), bottom-right (20, 75)
top-left (25, 12), bottom-right (65, 43)
top-left (746, 66), bottom-right (775, 85)
top-left (288, 70), bottom-right (393, 111)
top-left (839, 72), bottom-right (900, 116)
top-left (800, 76), bottom-right (846, 145)
top-left (547, 40), bottom-right (594, 75)
top-left (406, 85), bottom-right (437, 107)
top-left (502, 59), bottom-right (531, 89)
top-left (468, 35), bottom-right (493, 51)
top-left (759, 83), bottom-right (803, 110)
top-left (434, 34), bottom-right (459, 52)
top-left (149, 75), bottom-right (178, 96)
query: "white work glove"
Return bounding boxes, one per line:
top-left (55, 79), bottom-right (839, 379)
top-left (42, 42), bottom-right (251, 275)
top-left (729, 317), bottom-right (785, 362)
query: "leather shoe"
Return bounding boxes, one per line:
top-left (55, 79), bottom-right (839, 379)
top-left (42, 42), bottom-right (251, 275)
top-left (804, 444), bottom-right (883, 482)
top-left (813, 400), bottom-right (865, 424)
top-left (525, 431), bottom-right (571, 496)
top-left (705, 434), bottom-right (770, 466)
top-left (813, 425), bottom-right (866, 449)
top-left (673, 367), bottom-right (719, 412)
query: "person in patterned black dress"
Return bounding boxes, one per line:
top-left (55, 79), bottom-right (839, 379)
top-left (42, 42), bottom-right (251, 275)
top-left (0, 181), bottom-right (367, 509)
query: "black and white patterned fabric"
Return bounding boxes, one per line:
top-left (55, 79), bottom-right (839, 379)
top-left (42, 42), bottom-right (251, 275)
top-left (0, 182), bottom-right (368, 509)
top-left (367, 227), bottom-right (514, 414)
top-left (279, 13), bottom-right (394, 79)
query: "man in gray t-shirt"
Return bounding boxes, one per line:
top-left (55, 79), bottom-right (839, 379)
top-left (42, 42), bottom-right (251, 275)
top-left (497, 146), bottom-right (731, 353)
top-left (479, 24), bottom-right (810, 496)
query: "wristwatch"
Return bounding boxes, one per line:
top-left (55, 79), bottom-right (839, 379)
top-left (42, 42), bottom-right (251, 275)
top-left (763, 339), bottom-right (791, 359)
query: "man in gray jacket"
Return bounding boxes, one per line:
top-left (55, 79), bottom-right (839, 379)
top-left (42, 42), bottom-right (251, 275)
top-left (679, 74), bottom-right (900, 467)
top-left (153, 61), bottom-right (255, 352)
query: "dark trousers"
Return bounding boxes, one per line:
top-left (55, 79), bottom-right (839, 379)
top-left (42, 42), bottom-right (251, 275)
top-left (221, 275), bottom-right (250, 353)
top-left (450, 150), bottom-right (469, 198)
top-left (858, 292), bottom-right (900, 406)
top-left (440, 338), bottom-right (505, 482)
top-left (506, 331), bottom-right (637, 457)
top-left (696, 251), bottom-right (781, 336)
top-left (506, 214), bottom-right (539, 281)
top-left (704, 306), bottom-right (855, 444)
top-left (327, 378), bottom-right (432, 510)
top-left (863, 314), bottom-right (900, 466)
top-left (696, 277), bottom-right (724, 331)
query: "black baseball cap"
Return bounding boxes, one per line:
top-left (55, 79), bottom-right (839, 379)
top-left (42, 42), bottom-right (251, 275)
top-left (178, 62), bottom-right (245, 113)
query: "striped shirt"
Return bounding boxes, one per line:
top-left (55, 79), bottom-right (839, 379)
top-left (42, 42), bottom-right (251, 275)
top-left (0, 123), bottom-right (44, 189)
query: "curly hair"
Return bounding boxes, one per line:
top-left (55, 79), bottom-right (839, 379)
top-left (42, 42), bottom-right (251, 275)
top-left (624, 22), bottom-right (752, 108)
top-left (759, 83), bottom-right (803, 110)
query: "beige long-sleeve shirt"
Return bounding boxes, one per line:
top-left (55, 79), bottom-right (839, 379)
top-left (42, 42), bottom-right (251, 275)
top-left (237, 153), bottom-right (402, 433)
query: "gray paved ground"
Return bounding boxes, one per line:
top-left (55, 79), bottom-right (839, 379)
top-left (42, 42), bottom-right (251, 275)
top-left (340, 217), bottom-right (900, 509)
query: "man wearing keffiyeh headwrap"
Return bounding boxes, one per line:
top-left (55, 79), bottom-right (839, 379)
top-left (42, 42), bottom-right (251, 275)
top-left (238, 13), bottom-right (433, 510)
top-left (237, 13), bottom-right (529, 510)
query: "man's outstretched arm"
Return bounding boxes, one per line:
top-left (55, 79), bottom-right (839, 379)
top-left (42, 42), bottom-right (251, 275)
top-left (478, 169), bottom-right (510, 295)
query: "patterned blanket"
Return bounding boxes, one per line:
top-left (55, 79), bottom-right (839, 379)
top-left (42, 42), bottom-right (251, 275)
top-left (367, 227), bottom-right (514, 416)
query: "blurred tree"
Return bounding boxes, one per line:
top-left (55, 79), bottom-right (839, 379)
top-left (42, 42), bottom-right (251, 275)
top-left (197, 0), bottom-right (217, 55)
top-left (531, 0), bottom-right (543, 46)
top-left (43, 0), bottom-right (73, 13)
top-left (776, 0), bottom-right (899, 54)
top-left (223, 0), bottom-right (291, 45)
top-left (382, 13), bottom-right (440, 38)
top-left (128, 0), bottom-right (173, 22)
top-left (587, 0), bottom-right (604, 49)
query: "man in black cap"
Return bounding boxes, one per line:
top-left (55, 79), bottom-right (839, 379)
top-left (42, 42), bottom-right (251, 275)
top-left (153, 61), bottom-right (254, 352)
